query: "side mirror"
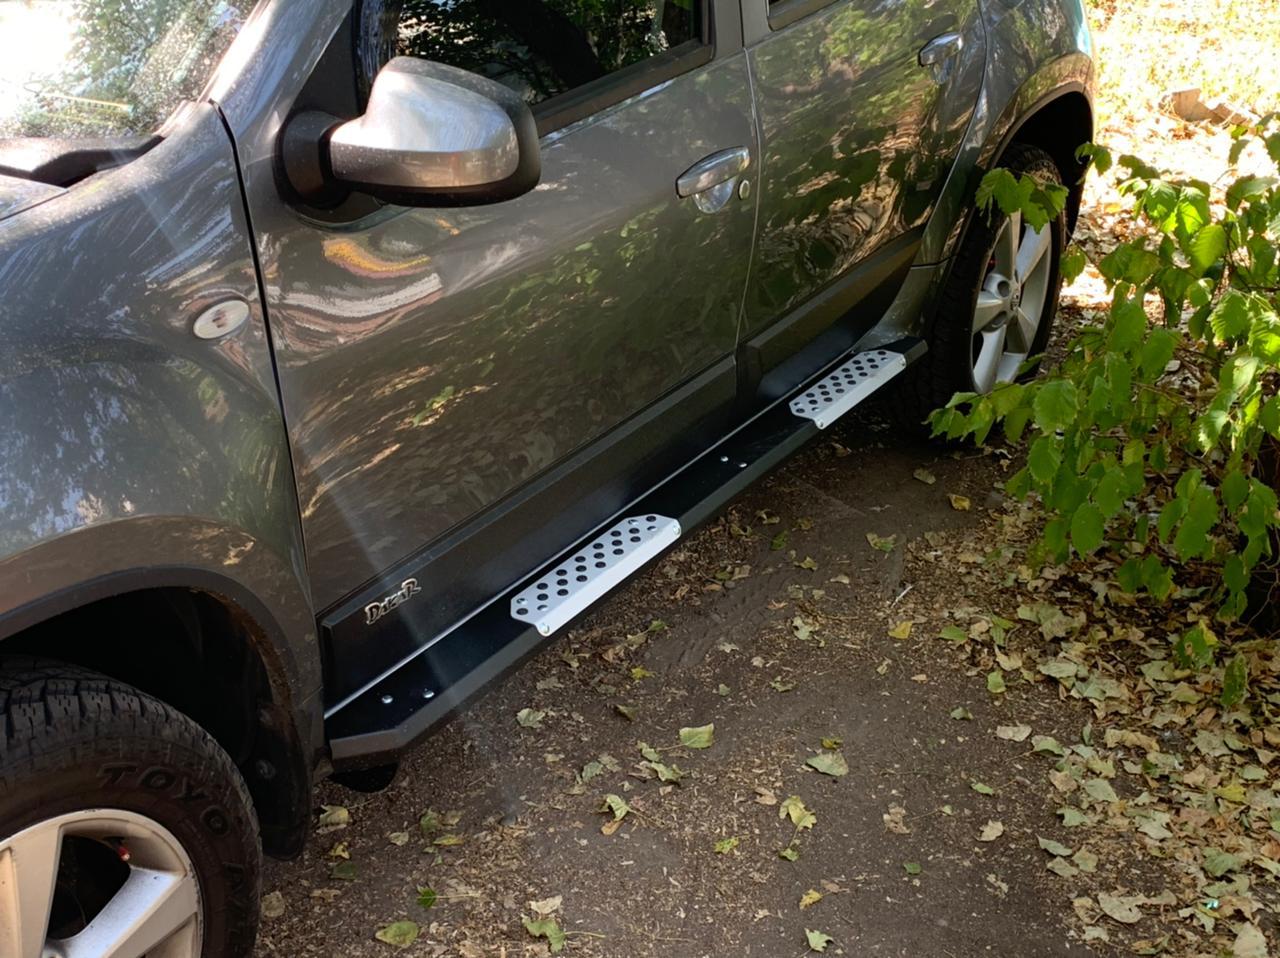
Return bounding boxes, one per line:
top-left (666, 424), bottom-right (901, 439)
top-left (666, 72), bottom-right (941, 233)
top-left (283, 58), bottom-right (540, 208)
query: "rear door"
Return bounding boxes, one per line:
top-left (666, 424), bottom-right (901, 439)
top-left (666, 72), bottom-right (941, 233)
top-left (740, 0), bottom-right (983, 351)
top-left (230, 0), bottom-right (758, 698)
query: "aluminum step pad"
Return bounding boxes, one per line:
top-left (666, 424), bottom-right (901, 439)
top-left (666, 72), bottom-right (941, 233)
top-left (789, 348), bottom-right (907, 429)
top-left (510, 514), bottom-right (681, 636)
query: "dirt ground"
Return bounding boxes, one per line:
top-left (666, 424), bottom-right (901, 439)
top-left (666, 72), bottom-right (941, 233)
top-left (255, 404), bottom-right (1115, 958)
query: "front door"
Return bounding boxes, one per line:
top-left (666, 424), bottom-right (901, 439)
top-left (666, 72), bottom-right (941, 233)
top-left (740, 0), bottom-right (984, 341)
top-left (237, 0), bottom-right (758, 620)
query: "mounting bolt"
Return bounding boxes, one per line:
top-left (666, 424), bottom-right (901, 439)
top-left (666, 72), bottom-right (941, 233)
top-left (380, 694), bottom-right (394, 705)
top-left (422, 688), bottom-right (436, 700)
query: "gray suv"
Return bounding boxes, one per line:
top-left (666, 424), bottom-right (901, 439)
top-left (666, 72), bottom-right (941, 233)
top-left (0, 0), bottom-right (1092, 954)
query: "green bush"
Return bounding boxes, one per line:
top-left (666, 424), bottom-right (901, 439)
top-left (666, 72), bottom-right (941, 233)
top-left (932, 119), bottom-right (1280, 677)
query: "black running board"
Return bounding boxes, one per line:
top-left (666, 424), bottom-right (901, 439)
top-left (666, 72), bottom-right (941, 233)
top-left (325, 337), bottom-right (925, 767)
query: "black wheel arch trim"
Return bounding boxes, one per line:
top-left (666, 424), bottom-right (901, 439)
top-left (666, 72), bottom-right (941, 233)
top-left (0, 562), bottom-right (320, 857)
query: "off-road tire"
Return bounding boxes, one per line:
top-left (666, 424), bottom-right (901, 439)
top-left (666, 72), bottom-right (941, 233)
top-left (0, 656), bottom-right (261, 957)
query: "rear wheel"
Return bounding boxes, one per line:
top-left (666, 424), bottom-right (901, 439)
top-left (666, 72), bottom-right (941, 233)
top-left (892, 143), bottom-right (1067, 427)
top-left (0, 659), bottom-right (261, 958)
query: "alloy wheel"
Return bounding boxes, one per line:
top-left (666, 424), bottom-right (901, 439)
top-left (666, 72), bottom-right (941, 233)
top-left (0, 809), bottom-right (202, 958)
top-left (970, 208), bottom-right (1055, 393)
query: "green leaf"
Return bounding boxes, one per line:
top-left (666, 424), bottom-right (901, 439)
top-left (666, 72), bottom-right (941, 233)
top-left (1203, 847), bottom-right (1241, 878)
top-left (780, 795), bottom-right (816, 830)
top-left (1058, 807), bottom-right (1090, 828)
top-left (1138, 328), bottom-right (1178, 380)
top-left (1028, 435), bottom-right (1062, 485)
top-left (1226, 174), bottom-right (1276, 209)
top-left (679, 724), bottom-right (715, 749)
top-left (1172, 485), bottom-right (1219, 560)
top-left (1082, 778), bottom-right (1118, 803)
top-left (1209, 290), bottom-right (1252, 341)
top-left (1221, 654), bottom-right (1249, 707)
top-left (516, 708), bottom-right (545, 729)
top-left (806, 751), bottom-right (849, 777)
top-left (601, 793), bottom-right (631, 821)
top-left (1037, 836), bottom-right (1074, 857)
top-left (976, 168), bottom-right (1033, 218)
top-left (375, 921), bottom-right (420, 948)
top-left (1070, 503), bottom-right (1105, 555)
top-left (1032, 380), bottom-right (1079, 431)
top-left (1032, 735), bottom-right (1067, 757)
top-left (416, 887), bottom-right (437, 910)
top-left (903, 861), bottom-right (923, 875)
top-left (714, 836), bottom-right (739, 854)
top-left (1061, 245), bottom-right (1088, 283)
top-left (806, 929), bottom-right (835, 952)
top-left (1173, 624), bottom-right (1218, 670)
top-left (1108, 296), bottom-right (1148, 353)
top-left (939, 625), bottom-right (969, 643)
top-left (986, 671), bottom-right (1007, 694)
top-left (523, 917), bottom-right (567, 953)
top-left (866, 532), bottom-right (897, 552)
top-left (1187, 223), bottom-right (1227, 274)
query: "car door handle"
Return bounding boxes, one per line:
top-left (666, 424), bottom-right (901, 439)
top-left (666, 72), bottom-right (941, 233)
top-left (676, 147), bottom-right (751, 198)
top-left (920, 32), bottom-right (964, 83)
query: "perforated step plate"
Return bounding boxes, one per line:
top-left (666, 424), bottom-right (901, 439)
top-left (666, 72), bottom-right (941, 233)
top-left (510, 514), bottom-right (681, 636)
top-left (789, 348), bottom-right (908, 429)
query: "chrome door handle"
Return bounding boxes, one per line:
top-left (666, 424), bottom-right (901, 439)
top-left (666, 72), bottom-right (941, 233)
top-left (677, 147), bottom-right (751, 198)
top-left (919, 32), bottom-right (963, 82)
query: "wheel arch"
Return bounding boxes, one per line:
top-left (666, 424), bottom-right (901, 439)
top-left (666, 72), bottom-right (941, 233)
top-left (986, 83), bottom-right (1095, 233)
top-left (0, 522), bottom-right (322, 858)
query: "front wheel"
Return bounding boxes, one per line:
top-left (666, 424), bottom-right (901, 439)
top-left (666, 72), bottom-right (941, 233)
top-left (0, 659), bottom-right (261, 958)
top-left (892, 142), bottom-right (1068, 426)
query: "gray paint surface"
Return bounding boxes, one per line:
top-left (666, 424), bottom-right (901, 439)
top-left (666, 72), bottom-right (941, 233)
top-left (230, 7), bottom-right (760, 608)
top-left (742, 0), bottom-right (985, 336)
top-left (0, 104), bottom-right (320, 734)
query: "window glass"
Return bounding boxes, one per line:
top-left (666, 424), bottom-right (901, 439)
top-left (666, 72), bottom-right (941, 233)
top-left (357, 0), bottom-right (701, 107)
top-left (0, 0), bottom-right (251, 138)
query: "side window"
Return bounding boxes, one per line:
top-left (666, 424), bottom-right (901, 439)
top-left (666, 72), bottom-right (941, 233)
top-left (0, 0), bottom-right (252, 138)
top-left (356, 1), bottom-right (702, 108)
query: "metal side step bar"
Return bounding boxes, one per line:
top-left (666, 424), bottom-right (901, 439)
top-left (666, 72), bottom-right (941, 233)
top-left (790, 348), bottom-right (907, 429)
top-left (325, 337), bottom-right (924, 766)
top-left (511, 514), bottom-right (681, 636)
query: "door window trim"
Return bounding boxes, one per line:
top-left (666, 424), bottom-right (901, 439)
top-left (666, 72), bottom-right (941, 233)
top-left (763, 0), bottom-right (840, 34)
top-left (534, 37), bottom-right (711, 135)
top-left (529, 0), bottom-right (714, 136)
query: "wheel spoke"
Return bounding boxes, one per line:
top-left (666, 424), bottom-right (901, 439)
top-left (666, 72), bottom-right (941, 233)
top-left (1015, 224), bottom-right (1051, 285)
top-left (59, 868), bottom-right (199, 958)
top-left (973, 288), bottom-right (1004, 333)
top-left (1008, 306), bottom-right (1039, 353)
top-left (973, 325), bottom-right (1007, 394)
top-left (0, 822), bottom-right (63, 958)
top-left (994, 211), bottom-right (1020, 276)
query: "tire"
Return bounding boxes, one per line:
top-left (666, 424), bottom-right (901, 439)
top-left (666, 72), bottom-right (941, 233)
top-left (891, 143), bottom-right (1068, 430)
top-left (0, 657), bottom-right (261, 958)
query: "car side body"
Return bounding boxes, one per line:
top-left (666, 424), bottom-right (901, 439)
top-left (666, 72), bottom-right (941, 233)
top-left (0, 0), bottom-right (1093, 861)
